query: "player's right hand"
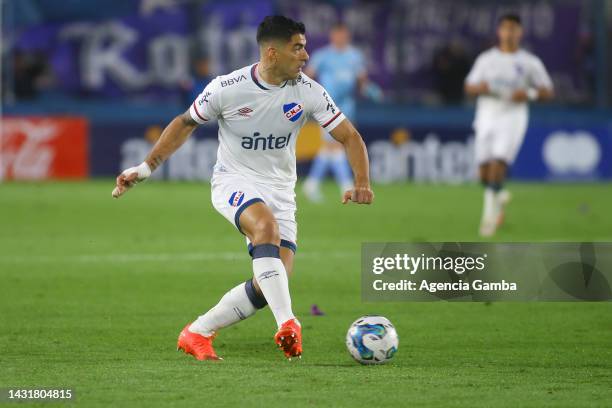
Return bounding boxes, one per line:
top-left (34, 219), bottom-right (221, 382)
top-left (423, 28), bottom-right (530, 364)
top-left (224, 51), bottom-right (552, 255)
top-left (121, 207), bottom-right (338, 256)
top-left (112, 162), bottom-right (151, 199)
top-left (511, 89), bottom-right (529, 102)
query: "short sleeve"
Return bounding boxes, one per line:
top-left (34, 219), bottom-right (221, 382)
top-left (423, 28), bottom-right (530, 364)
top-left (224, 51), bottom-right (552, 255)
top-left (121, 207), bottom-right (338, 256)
top-left (189, 77), bottom-right (223, 124)
top-left (528, 57), bottom-right (553, 89)
top-left (308, 80), bottom-right (346, 132)
top-left (465, 54), bottom-right (487, 85)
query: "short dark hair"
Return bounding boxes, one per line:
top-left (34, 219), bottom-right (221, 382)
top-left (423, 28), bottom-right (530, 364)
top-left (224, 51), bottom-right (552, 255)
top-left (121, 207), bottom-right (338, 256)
top-left (256, 15), bottom-right (306, 45)
top-left (498, 13), bottom-right (522, 26)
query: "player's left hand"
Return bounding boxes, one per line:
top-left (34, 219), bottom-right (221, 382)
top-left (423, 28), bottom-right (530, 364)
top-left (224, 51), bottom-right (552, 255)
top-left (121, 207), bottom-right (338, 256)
top-left (363, 82), bottom-right (384, 103)
top-left (342, 186), bottom-right (374, 205)
top-left (511, 89), bottom-right (529, 102)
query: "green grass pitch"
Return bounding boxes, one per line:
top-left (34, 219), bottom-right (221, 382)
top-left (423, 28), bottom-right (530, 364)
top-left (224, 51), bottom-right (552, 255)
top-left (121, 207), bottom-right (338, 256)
top-left (1, 181), bottom-right (611, 407)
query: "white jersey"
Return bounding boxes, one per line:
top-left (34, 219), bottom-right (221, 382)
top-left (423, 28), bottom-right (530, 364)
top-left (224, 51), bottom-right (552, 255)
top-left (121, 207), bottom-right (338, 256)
top-left (189, 63), bottom-right (345, 189)
top-left (465, 47), bottom-right (553, 131)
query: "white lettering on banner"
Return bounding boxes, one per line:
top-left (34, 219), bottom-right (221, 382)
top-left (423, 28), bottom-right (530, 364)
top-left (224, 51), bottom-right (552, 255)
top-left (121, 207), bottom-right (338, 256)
top-left (119, 138), bottom-right (219, 181)
top-left (369, 135), bottom-right (476, 184)
top-left (199, 17), bottom-right (259, 76)
top-left (293, 3), bottom-right (337, 34)
top-left (226, 27), bottom-right (258, 74)
top-left (0, 120), bottom-right (56, 180)
top-left (543, 131), bottom-right (601, 175)
top-left (168, 138), bottom-right (197, 180)
top-left (344, 6), bottom-right (376, 38)
top-left (120, 139), bottom-right (162, 180)
top-left (198, 17), bottom-right (223, 75)
top-left (149, 34), bottom-right (190, 86)
top-left (60, 21), bottom-right (189, 90)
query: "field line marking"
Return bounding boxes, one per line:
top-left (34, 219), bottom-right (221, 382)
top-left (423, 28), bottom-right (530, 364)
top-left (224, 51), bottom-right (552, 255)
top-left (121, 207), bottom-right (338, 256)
top-left (0, 251), bottom-right (355, 264)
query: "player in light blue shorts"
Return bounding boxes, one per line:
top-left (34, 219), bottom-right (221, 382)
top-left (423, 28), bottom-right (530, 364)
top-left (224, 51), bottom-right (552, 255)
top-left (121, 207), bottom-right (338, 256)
top-left (302, 22), bottom-right (381, 202)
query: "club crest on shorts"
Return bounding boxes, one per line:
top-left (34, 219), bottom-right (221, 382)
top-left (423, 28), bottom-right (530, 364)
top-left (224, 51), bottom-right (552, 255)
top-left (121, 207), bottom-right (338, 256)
top-left (283, 102), bottom-right (303, 122)
top-left (229, 191), bottom-right (245, 207)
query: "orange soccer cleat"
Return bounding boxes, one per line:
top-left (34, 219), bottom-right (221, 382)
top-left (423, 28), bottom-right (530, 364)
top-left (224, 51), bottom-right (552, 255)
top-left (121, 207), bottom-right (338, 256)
top-left (274, 318), bottom-right (302, 360)
top-left (177, 323), bottom-right (222, 361)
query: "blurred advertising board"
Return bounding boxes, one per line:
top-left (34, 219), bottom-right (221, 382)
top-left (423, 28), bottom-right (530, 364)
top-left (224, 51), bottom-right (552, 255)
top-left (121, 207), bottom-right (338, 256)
top-left (514, 125), bottom-right (611, 181)
top-left (1, 117), bottom-right (88, 180)
top-left (13, 0), bottom-right (586, 101)
top-left (89, 123), bottom-right (219, 181)
top-left (86, 121), bottom-right (611, 182)
top-left (364, 124), bottom-right (611, 183)
top-left (2, 117), bottom-right (608, 182)
top-left (279, 0), bottom-right (587, 100)
top-left (12, 1), bottom-right (272, 100)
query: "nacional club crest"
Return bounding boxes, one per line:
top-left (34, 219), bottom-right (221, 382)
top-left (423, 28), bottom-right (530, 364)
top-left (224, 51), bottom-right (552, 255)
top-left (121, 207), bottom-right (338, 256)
top-left (283, 102), bottom-right (303, 122)
top-left (229, 191), bottom-right (245, 207)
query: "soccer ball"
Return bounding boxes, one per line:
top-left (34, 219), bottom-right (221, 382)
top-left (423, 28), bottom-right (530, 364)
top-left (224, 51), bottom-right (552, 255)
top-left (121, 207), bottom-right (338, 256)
top-left (346, 315), bottom-right (399, 365)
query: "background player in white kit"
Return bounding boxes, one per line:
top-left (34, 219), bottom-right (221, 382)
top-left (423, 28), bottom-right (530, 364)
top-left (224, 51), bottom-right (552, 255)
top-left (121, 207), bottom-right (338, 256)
top-left (111, 16), bottom-right (373, 360)
top-left (465, 13), bottom-right (554, 237)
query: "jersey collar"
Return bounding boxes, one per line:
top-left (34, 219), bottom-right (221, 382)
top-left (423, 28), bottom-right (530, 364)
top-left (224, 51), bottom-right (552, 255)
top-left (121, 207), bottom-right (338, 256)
top-left (251, 63), bottom-right (288, 91)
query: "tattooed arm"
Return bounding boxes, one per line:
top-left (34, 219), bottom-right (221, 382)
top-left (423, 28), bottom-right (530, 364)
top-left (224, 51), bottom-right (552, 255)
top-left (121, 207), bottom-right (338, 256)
top-left (112, 110), bottom-right (199, 198)
top-left (144, 111), bottom-right (199, 171)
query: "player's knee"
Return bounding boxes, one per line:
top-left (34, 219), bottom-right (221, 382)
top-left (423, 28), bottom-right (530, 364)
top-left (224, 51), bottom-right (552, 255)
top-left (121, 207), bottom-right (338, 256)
top-left (479, 163), bottom-right (490, 183)
top-left (490, 159), bottom-right (504, 168)
top-left (251, 218), bottom-right (280, 246)
top-left (479, 171), bottom-right (488, 185)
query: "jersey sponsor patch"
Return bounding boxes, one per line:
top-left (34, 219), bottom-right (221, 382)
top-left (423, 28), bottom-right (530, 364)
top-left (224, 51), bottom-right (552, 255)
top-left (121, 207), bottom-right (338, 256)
top-left (237, 107), bottom-right (253, 117)
top-left (199, 90), bottom-right (211, 104)
top-left (229, 191), bottom-right (245, 207)
top-left (322, 91), bottom-right (337, 114)
top-left (221, 74), bottom-right (246, 87)
top-left (283, 102), bottom-right (304, 122)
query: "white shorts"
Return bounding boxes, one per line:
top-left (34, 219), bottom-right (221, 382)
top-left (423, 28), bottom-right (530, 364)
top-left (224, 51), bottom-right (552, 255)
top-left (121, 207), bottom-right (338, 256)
top-left (474, 115), bottom-right (528, 165)
top-left (210, 171), bottom-right (297, 254)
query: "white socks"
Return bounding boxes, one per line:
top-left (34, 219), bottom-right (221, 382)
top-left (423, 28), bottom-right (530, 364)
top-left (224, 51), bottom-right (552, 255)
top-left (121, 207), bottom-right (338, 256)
top-left (480, 187), bottom-right (504, 237)
top-left (189, 244), bottom-right (294, 336)
top-left (189, 281), bottom-right (257, 337)
top-left (482, 188), bottom-right (498, 222)
top-left (252, 244), bottom-right (295, 327)
top-left (303, 177), bottom-right (319, 192)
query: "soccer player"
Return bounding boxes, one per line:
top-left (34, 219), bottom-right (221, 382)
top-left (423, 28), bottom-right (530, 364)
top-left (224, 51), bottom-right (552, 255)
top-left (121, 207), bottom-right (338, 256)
top-left (111, 16), bottom-right (374, 360)
top-left (465, 14), bottom-right (553, 237)
top-left (302, 22), bottom-right (380, 202)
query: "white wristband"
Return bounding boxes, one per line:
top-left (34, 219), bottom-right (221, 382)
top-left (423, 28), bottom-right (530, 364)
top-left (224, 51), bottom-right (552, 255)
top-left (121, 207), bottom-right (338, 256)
top-left (489, 83), bottom-right (512, 100)
top-left (488, 82), bottom-right (504, 96)
top-left (526, 88), bottom-right (538, 101)
top-left (135, 162), bottom-right (152, 178)
top-left (122, 162), bottom-right (151, 180)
